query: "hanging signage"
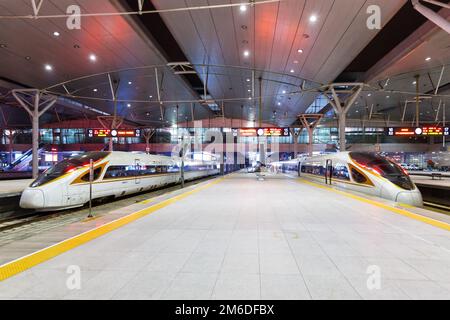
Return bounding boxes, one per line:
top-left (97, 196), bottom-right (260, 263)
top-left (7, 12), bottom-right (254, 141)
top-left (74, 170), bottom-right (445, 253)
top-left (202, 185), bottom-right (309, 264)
top-left (87, 129), bottom-right (141, 138)
top-left (386, 127), bottom-right (449, 136)
top-left (236, 128), bottom-right (290, 137)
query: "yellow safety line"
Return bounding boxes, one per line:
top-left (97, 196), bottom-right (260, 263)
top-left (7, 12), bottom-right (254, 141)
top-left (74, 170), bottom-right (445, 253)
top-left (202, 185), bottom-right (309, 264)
top-left (297, 178), bottom-right (450, 232)
top-left (0, 176), bottom-right (226, 282)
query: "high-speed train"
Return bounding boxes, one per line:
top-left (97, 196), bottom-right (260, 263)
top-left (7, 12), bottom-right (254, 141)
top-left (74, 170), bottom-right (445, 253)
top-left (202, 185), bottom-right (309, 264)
top-left (271, 152), bottom-right (423, 207)
top-left (20, 151), bottom-right (220, 211)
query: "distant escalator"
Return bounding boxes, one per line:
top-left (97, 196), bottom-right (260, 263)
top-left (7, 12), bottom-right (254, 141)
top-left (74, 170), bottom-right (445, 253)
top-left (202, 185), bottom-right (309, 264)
top-left (5, 143), bottom-right (46, 172)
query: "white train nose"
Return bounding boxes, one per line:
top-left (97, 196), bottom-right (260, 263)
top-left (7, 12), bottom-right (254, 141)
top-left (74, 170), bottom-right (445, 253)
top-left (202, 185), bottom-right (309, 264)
top-left (20, 189), bottom-right (45, 209)
top-left (396, 189), bottom-right (423, 207)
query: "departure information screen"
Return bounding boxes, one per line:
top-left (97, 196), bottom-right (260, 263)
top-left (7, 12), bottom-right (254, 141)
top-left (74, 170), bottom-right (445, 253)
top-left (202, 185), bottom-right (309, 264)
top-left (87, 129), bottom-right (141, 138)
top-left (386, 127), bottom-right (449, 136)
top-left (236, 128), bottom-right (290, 137)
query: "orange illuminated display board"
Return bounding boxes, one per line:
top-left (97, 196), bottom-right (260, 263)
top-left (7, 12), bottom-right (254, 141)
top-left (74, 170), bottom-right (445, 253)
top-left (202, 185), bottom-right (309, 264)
top-left (237, 128), bottom-right (290, 137)
top-left (87, 129), bottom-right (141, 138)
top-left (387, 127), bottom-right (449, 136)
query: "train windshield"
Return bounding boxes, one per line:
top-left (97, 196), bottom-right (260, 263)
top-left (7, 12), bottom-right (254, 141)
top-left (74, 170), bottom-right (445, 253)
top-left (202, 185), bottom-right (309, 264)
top-left (349, 152), bottom-right (414, 190)
top-left (30, 152), bottom-right (110, 188)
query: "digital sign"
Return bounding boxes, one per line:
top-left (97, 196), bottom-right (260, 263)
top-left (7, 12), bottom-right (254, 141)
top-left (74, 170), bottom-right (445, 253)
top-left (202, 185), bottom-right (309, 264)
top-left (87, 129), bottom-right (141, 138)
top-left (387, 127), bottom-right (449, 136)
top-left (236, 128), bottom-right (290, 137)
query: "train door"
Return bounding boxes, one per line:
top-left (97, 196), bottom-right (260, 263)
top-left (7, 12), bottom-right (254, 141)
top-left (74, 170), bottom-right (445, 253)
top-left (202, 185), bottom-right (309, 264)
top-left (325, 159), bottom-right (333, 185)
top-left (135, 159), bottom-right (141, 185)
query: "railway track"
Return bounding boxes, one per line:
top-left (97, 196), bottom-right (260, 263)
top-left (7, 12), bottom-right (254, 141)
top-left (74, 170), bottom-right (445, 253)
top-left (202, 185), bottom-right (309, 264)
top-left (0, 175), bottom-right (217, 236)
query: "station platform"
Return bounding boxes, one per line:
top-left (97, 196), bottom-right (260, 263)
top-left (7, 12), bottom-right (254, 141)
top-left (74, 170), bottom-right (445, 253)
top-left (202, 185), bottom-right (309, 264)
top-left (0, 172), bottom-right (449, 300)
top-left (0, 179), bottom-right (32, 197)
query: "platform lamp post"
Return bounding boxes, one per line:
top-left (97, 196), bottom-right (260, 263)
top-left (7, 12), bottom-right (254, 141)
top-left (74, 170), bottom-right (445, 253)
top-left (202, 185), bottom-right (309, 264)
top-left (178, 135), bottom-right (186, 189)
top-left (12, 89), bottom-right (57, 179)
top-left (88, 158), bottom-right (94, 218)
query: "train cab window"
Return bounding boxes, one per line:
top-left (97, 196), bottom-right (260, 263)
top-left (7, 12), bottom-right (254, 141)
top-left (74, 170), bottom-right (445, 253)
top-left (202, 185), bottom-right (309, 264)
top-left (80, 167), bottom-right (103, 182)
top-left (351, 168), bottom-right (367, 184)
top-left (350, 152), bottom-right (414, 190)
top-left (30, 151), bottom-right (110, 187)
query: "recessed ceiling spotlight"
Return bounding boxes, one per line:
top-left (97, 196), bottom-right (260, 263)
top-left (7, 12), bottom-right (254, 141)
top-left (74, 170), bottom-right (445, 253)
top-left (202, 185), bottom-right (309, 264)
top-left (246, 78), bottom-right (251, 82)
top-left (44, 64), bottom-right (53, 71)
top-left (248, 97), bottom-right (252, 100)
top-left (127, 103), bottom-right (131, 107)
top-left (282, 90), bottom-right (286, 94)
top-left (277, 102), bottom-right (281, 106)
top-left (412, 81), bottom-right (417, 85)
top-left (248, 89), bottom-right (251, 92)
top-left (25, 56), bottom-right (31, 60)
top-left (290, 69), bottom-right (295, 73)
top-left (149, 95), bottom-right (153, 98)
top-left (309, 15), bottom-right (318, 23)
top-left (93, 88), bottom-right (98, 92)
top-left (128, 81), bottom-right (132, 85)
top-left (89, 54), bottom-right (97, 62)
top-left (53, 31), bottom-right (60, 37)
top-left (425, 57), bottom-right (431, 61)
top-left (367, 93), bottom-right (372, 97)
top-left (239, 4), bottom-right (247, 12)
top-left (243, 50), bottom-right (250, 57)
top-left (386, 95), bottom-right (390, 98)
top-left (297, 49), bottom-right (303, 53)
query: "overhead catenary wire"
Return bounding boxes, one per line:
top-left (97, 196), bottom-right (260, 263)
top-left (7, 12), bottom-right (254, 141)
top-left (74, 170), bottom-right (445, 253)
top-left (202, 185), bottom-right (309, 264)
top-left (0, 0), bottom-right (282, 20)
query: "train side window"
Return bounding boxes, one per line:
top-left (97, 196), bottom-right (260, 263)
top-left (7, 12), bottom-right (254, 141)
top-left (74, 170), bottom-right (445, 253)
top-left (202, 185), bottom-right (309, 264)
top-left (351, 168), bottom-right (367, 184)
top-left (333, 165), bottom-right (350, 180)
top-left (81, 167), bottom-right (102, 182)
top-left (104, 166), bottom-right (126, 178)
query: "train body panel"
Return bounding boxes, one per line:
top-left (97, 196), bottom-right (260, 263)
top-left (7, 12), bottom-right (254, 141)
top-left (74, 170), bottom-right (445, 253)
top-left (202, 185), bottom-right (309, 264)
top-left (271, 152), bottom-right (423, 207)
top-left (20, 151), bottom-right (220, 211)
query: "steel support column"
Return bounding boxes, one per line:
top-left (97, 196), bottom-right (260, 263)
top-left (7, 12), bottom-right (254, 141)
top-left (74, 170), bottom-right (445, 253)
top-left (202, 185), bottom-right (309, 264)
top-left (12, 89), bottom-right (57, 178)
top-left (298, 114), bottom-right (323, 156)
top-left (324, 83), bottom-right (363, 152)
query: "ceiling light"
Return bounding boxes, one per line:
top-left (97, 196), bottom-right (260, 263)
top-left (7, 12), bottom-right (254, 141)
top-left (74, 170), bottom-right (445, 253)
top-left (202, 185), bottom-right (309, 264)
top-left (246, 78), bottom-right (251, 82)
top-left (128, 81), bottom-right (132, 85)
top-left (290, 69), bottom-right (295, 73)
top-left (386, 95), bottom-right (390, 98)
top-left (53, 31), bottom-right (60, 37)
top-left (44, 64), bottom-right (53, 71)
top-left (367, 93), bottom-right (372, 97)
top-left (277, 102), bottom-right (281, 106)
top-left (243, 50), bottom-right (250, 57)
top-left (425, 57), bottom-right (431, 61)
top-left (89, 54), bottom-right (97, 62)
top-left (149, 95), bottom-right (153, 98)
top-left (412, 81), bottom-right (417, 85)
top-left (309, 15), bottom-right (318, 23)
top-left (239, 5), bottom-right (247, 12)
top-left (93, 88), bottom-right (98, 92)
top-left (282, 90), bottom-right (286, 94)
top-left (248, 89), bottom-right (251, 92)
top-left (127, 103), bottom-right (131, 107)
top-left (297, 49), bottom-right (303, 53)
top-left (293, 60), bottom-right (299, 64)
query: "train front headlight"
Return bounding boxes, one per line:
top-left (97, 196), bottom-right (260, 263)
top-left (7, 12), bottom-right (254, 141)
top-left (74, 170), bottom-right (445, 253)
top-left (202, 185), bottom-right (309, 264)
top-left (20, 188), bottom-right (45, 209)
